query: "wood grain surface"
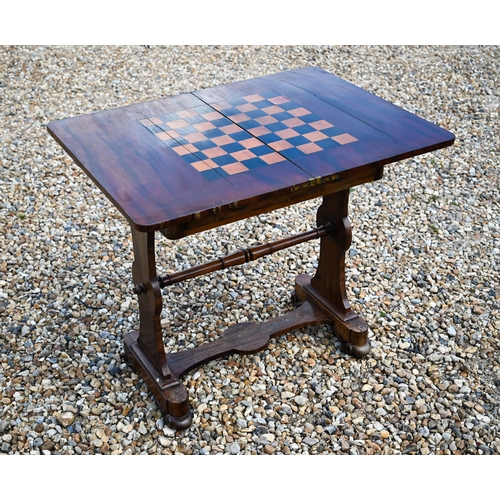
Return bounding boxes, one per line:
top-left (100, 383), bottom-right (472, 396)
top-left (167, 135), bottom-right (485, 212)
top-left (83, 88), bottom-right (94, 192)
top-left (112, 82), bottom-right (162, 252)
top-left (47, 67), bottom-right (454, 232)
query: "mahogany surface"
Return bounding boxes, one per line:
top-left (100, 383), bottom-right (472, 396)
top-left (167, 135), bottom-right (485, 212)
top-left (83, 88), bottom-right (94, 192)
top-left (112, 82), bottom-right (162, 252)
top-left (47, 67), bottom-right (455, 429)
top-left (47, 66), bottom-right (454, 234)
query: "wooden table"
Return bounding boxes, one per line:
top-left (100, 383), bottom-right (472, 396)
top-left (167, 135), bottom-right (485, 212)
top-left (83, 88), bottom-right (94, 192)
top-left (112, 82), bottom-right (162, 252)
top-left (47, 66), bottom-right (455, 429)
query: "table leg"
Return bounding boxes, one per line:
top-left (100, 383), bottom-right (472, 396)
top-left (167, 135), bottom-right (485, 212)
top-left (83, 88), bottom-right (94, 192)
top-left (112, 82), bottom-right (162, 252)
top-left (294, 189), bottom-right (370, 357)
top-left (123, 228), bottom-right (192, 430)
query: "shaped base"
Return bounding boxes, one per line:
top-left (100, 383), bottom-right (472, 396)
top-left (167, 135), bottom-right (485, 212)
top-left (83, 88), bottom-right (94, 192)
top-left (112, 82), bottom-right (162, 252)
top-left (124, 273), bottom-right (369, 429)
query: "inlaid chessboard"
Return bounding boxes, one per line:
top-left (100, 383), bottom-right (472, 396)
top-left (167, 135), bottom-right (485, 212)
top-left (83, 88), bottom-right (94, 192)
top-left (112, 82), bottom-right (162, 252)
top-left (139, 91), bottom-right (358, 180)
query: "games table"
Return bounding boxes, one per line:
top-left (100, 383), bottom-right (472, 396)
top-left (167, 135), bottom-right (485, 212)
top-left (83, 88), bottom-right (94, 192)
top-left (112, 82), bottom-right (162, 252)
top-left (47, 67), bottom-right (454, 429)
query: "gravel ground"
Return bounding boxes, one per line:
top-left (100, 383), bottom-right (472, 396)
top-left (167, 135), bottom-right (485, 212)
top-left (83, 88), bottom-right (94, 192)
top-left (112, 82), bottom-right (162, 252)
top-left (1, 45), bottom-right (499, 455)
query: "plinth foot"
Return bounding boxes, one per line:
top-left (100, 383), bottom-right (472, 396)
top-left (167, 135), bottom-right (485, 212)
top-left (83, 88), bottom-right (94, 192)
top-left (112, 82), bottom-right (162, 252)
top-left (295, 273), bottom-right (371, 358)
top-left (124, 330), bottom-right (193, 430)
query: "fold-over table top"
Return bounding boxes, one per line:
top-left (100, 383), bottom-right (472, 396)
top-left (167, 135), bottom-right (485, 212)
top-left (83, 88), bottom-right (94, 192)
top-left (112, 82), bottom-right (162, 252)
top-left (47, 66), bottom-right (455, 231)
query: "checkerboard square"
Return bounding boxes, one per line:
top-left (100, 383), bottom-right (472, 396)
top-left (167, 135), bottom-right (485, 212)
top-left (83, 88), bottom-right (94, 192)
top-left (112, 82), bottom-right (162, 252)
top-left (315, 138), bottom-right (341, 150)
top-left (261, 152), bottom-right (284, 164)
top-left (183, 143), bottom-right (199, 154)
top-left (254, 132), bottom-right (281, 144)
top-left (214, 154), bottom-right (241, 167)
top-left (149, 125), bottom-right (164, 134)
top-left (289, 107), bottom-right (311, 117)
top-left (297, 142), bottom-right (323, 154)
top-left (175, 125), bottom-right (199, 138)
top-left (232, 113), bottom-right (252, 124)
top-left (179, 113), bottom-right (205, 125)
top-left (293, 124), bottom-right (316, 136)
top-left (212, 101), bottom-right (232, 111)
top-left (190, 139), bottom-right (218, 150)
top-left (282, 117), bottom-right (305, 128)
top-left (244, 94), bottom-right (265, 103)
top-left (166, 118), bottom-right (190, 129)
top-left (221, 141), bottom-right (245, 154)
top-left (248, 125), bottom-right (272, 137)
top-left (310, 119), bottom-right (335, 130)
top-left (230, 131), bottom-right (253, 142)
top-left (262, 105), bottom-right (284, 115)
top-left (250, 144), bottom-right (276, 157)
top-left (203, 146), bottom-right (227, 159)
top-left (276, 128), bottom-right (300, 140)
top-left (161, 112), bottom-right (179, 123)
top-left (192, 160), bottom-right (214, 172)
top-left (279, 101), bottom-right (300, 112)
top-left (242, 157), bottom-right (268, 170)
top-left (222, 162), bottom-right (249, 174)
top-left (178, 151), bottom-right (205, 164)
top-left (333, 133), bottom-right (358, 145)
top-left (246, 109), bottom-right (268, 120)
top-left (172, 145), bottom-right (191, 156)
top-left (201, 111), bottom-right (224, 121)
top-left (161, 137), bottom-right (179, 149)
top-left (212, 119), bottom-right (235, 130)
top-left (203, 127), bottom-right (226, 139)
top-left (266, 121), bottom-right (289, 133)
top-left (200, 168), bottom-right (225, 181)
top-left (237, 103), bottom-right (258, 112)
top-left (194, 121), bottom-right (216, 132)
top-left (304, 131), bottom-right (329, 142)
top-left (163, 129), bottom-right (180, 139)
top-left (236, 119), bottom-right (261, 130)
top-left (269, 96), bottom-right (290, 105)
top-left (177, 108), bottom-right (198, 119)
top-left (253, 99), bottom-right (276, 110)
top-left (320, 126), bottom-right (337, 137)
top-left (255, 115), bottom-right (278, 126)
top-left (298, 113), bottom-right (320, 124)
top-left (156, 131), bottom-right (170, 140)
top-left (239, 137), bottom-right (263, 149)
top-left (273, 111), bottom-right (295, 122)
top-left (212, 135), bottom-right (236, 146)
top-left (220, 124), bottom-right (241, 134)
top-left (184, 132), bottom-right (207, 143)
top-left (269, 139), bottom-right (294, 151)
top-left (231, 149), bottom-right (257, 161)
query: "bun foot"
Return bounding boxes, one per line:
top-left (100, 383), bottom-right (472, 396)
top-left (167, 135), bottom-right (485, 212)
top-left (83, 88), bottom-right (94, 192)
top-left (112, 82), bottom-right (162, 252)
top-left (338, 336), bottom-right (371, 358)
top-left (164, 409), bottom-right (193, 431)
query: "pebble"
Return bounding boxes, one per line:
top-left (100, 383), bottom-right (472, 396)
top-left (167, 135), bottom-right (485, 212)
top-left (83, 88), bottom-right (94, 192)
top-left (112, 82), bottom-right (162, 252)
top-left (1, 45), bottom-right (499, 456)
top-left (229, 443), bottom-right (240, 455)
top-left (294, 395), bottom-right (308, 407)
top-left (55, 412), bottom-right (76, 427)
top-left (158, 436), bottom-right (170, 447)
top-left (122, 424), bottom-right (134, 434)
top-left (304, 437), bottom-right (319, 446)
top-left (263, 444), bottom-right (275, 455)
